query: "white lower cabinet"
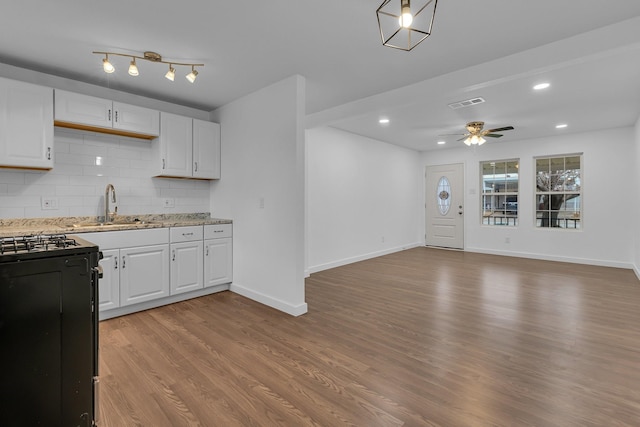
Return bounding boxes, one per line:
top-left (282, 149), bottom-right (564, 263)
top-left (81, 223), bottom-right (231, 319)
top-left (98, 249), bottom-right (120, 311)
top-left (80, 228), bottom-right (170, 311)
top-left (120, 245), bottom-right (170, 306)
top-left (204, 224), bottom-right (233, 287)
top-left (170, 226), bottom-right (204, 295)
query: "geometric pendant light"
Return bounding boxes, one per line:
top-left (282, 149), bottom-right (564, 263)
top-left (376, 0), bottom-right (438, 51)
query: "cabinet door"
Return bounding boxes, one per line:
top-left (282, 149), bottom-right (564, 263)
top-left (98, 249), bottom-right (120, 312)
top-left (204, 237), bottom-right (233, 287)
top-left (0, 77), bottom-right (53, 169)
top-left (158, 112), bottom-right (192, 177)
top-left (54, 90), bottom-right (112, 129)
top-left (120, 244), bottom-right (170, 306)
top-left (170, 241), bottom-right (204, 295)
top-left (113, 102), bottom-right (159, 137)
top-left (193, 119), bottom-right (220, 179)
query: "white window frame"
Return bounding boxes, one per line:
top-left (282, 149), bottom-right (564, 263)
top-left (480, 159), bottom-right (519, 227)
top-left (534, 153), bottom-right (582, 230)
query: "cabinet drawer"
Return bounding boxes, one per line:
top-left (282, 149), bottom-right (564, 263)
top-left (170, 225), bottom-right (203, 243)
top-left (204, 224), bottom-right (232, 239)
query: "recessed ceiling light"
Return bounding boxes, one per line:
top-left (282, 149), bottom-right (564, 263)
top-left (379, 118), bottom-right (390, 124)
top-left (533, 83), bottom-right (550, 90)
top-left (437, 141), bottom-right (446, 145)
top-left (556, 123), bottom-right (568, 129)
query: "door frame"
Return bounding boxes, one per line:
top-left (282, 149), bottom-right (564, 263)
top-left (425, 163), bottom-right (465, 249)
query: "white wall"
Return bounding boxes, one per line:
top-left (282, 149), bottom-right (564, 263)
top-left (210, 75), bottom-right (307, 316)
top-left (306, 126), bottom-right (423, 273)
top-left (422, 127), bottom-right (635, 268)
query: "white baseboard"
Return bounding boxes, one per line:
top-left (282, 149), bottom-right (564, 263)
top-left (633, 263), bottom-right (640, 281)
top-left (465, 246), bottom-right (634, 270)
top-left (230, 283), bottom-right (308, 316)
top-left (307, 242), bottom-right (423, 274)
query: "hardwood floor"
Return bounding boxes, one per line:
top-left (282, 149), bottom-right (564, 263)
top-left (98, 247), bottom-right (640, 426)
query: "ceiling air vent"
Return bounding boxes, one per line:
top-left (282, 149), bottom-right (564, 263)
top-left (447, 97), bottom-right (485, 110)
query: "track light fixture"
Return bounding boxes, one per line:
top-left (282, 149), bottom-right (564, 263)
top-left (165, 65), bottom-right (175, 81)
top-left (102, 55), bottom-right (115, 73)
top-left (376, 0), bottom-right (438, 51)
top-left (186, 66), bottom-right (198, 83)
top-left (93, 51), bottom-right (203, 83)
top-left (128, 58), bottom-right (139, 76)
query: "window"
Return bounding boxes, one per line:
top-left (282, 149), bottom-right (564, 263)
top-left (481, 159), bottom-right (519, 226)
top-left (535, 154), bottom-right (582, 229)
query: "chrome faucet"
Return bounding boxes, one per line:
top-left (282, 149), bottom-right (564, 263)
top-left (104, 184), bottom-right (117, 223)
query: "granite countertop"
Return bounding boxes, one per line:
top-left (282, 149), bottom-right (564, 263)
top-left (0, 213), bottom-right (232, 237)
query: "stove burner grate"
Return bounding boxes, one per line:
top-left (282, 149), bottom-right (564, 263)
top-left (0, 234), bottom-right (78, 255)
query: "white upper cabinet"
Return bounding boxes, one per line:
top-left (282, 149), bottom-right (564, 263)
top-left (155, 112), bottom-right (220, 180)
top-left (54, 90), bottom-right (159, 138)
top-left (0, 77), bottom-right (54, 170)
top-left (157, 112), bottom-right (193, 177)
top-left (113, 102), bottom-right (160, 136)
top-left (193, 119), bottom-right (221, 179)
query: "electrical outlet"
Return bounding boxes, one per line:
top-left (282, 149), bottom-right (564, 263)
top-left (259, 197), bottom-right (265, 209)
top-left (381, 236), bottom-right (385, 243)
top-left (163, 198), bottom-right (175, 208)
top-left (41, 197), bottom-right (59, 210)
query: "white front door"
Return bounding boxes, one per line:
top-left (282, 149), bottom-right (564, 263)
top-left (425, 163), bottom-right (464, 249)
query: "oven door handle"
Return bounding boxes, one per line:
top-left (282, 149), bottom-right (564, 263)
top-left (93, 264), bottom-right (103, 279)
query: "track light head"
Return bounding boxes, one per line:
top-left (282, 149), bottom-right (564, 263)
top-left (186, 67), bottom-right (198, 83)
top-left (102, 56), bottom-right (115, 73)
top-left (128, 58), bottom-right (139, 76)
top-left (165, 65), bottom-right (175, 81)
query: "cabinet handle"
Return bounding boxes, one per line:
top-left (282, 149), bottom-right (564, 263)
top-left (182, 232), bottom-right (194, 237)
top-left (194, 161), bottom-right (198, 172)
top-left (47, 147), bottom-right (51, 160)
top-left (115, 110), bottom-right (118, 123)
top-left (114, 258), bottom-right (118, 269)
top-left (162, 159), bottom-right (166, 170)
top-left (205, 246), bottom-right (209, 256)
top-left (172, 250), bottom-right (176, 261)
top-left (108, 109), bottom-right (112, 122)
top-left (122, 255), bottom-right (126, 269)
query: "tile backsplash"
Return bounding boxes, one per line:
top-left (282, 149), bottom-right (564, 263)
top-left (0, 128), bottom-right (211, 218)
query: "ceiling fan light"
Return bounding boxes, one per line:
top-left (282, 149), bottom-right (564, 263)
top-left (165, 66), bottom-right (175, 81)
top-left (186, 67), bottom-right (198, 83)
top-left (128, 58), bottom-right (139, 76)
top-left (102, 56), bottom-right (115, 73)
top-left (465, 135), bottom-right (486, 146)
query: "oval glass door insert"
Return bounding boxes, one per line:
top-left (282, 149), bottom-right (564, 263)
top-left (437, 176), bottom-right (451, 215)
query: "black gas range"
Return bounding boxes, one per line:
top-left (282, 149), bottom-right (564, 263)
top-left (0, 233), bottom-right (100, 427)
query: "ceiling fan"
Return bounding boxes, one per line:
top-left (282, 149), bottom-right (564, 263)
top-left (445, 121), bottom-right (515, 146)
